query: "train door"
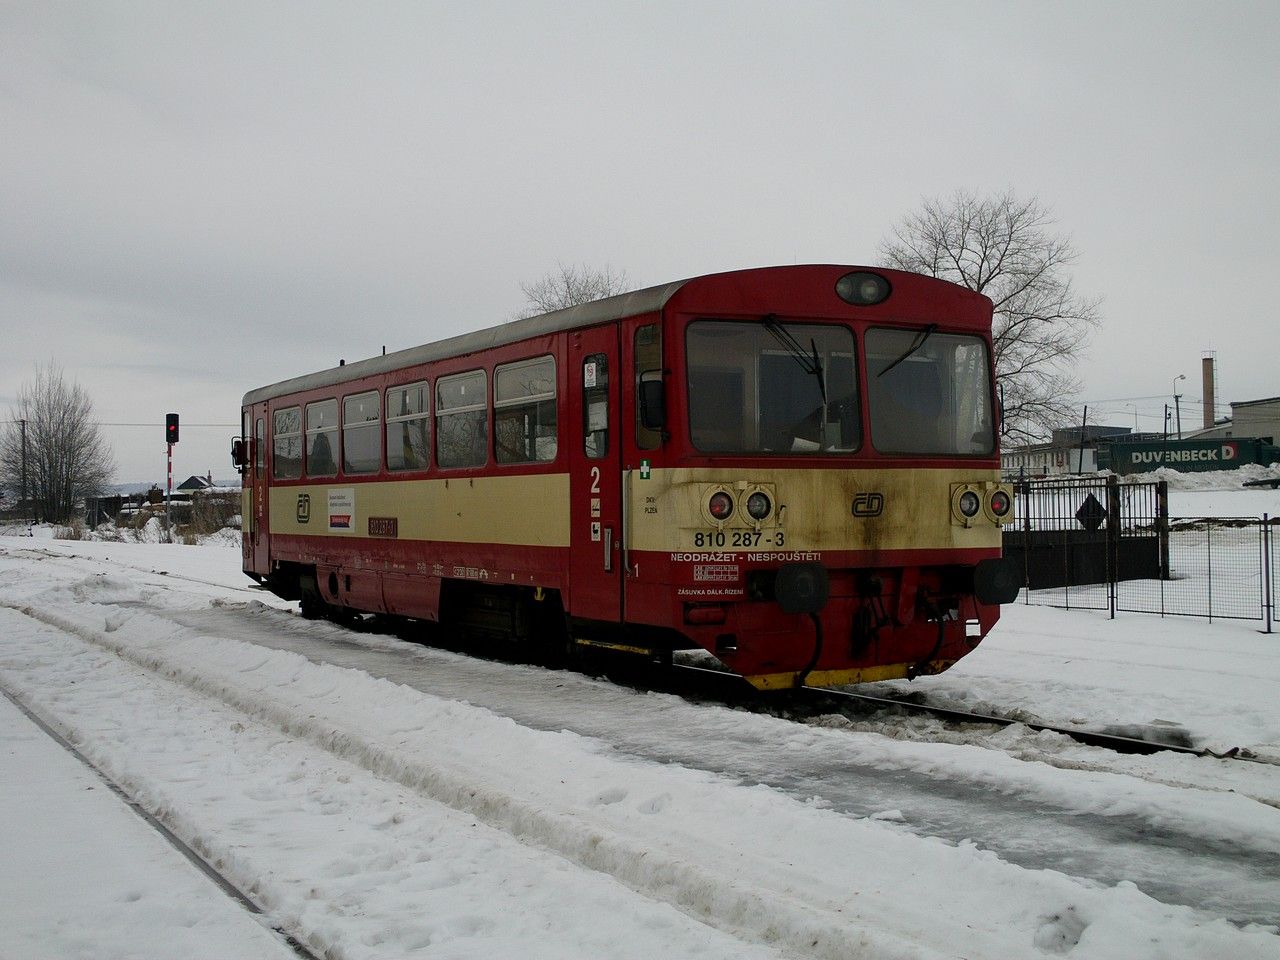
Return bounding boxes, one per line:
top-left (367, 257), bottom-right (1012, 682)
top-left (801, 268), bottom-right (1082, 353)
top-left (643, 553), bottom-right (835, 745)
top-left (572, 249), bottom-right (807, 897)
top-left (249, 401), bottom-right (270, 575)
top-left (568, 325), bottom-right (623, 622)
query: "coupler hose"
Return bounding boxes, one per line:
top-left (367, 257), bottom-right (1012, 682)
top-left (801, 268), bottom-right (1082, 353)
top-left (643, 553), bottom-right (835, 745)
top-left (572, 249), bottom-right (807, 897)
top-left (907, 618), bottom-right (946, 681)
top-left (796, 612), bottom-right (824, 688)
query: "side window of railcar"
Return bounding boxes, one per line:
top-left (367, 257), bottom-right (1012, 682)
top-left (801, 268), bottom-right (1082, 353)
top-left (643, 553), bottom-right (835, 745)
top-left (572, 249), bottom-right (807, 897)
top-left (342, 391), bottom-right (381, 474)
top-left (272, 407), bottom-right (302, 479)
top-left (386, 381), bottom-right (430, 471)
top-left (305, 399), bottom-right (338, 477)
top-left (583, 353), bottom-right (608, 458)
top-left (495, 356), bottom-right (557, 464)
top-left (436, 370), bottom-right (488, 468)
top-left (634, 324), bottom-right (662, 450)
top-left (255, 418), bottom-right (265, 471)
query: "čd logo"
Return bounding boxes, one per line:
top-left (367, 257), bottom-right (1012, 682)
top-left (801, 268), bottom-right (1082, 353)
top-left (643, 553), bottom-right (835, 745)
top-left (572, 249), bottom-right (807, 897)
top-left (852, 492), bottom-right (885, 517)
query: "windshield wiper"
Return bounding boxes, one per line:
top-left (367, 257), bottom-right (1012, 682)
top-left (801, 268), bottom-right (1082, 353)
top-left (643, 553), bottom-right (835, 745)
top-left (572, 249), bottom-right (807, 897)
top-left (762, 315), bottom-right (827, 404)
top-left (762, 314), bottom-right (830, 448)
top-left (878, 323), bottom-right (937, 377)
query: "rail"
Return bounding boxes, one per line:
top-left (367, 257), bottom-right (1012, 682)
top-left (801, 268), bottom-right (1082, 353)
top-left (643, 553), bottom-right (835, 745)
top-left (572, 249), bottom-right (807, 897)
top-left (667, 664), bottom-right (1273, 763)
top-left (802, 686), bottom-right (1275, 763)
top-left (0, 682), bottom-right (323, 960)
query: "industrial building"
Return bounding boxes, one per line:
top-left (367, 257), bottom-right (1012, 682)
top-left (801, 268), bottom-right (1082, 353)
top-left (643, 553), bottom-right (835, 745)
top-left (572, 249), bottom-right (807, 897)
top-left (1001, 354), bottom-right (1279, 478)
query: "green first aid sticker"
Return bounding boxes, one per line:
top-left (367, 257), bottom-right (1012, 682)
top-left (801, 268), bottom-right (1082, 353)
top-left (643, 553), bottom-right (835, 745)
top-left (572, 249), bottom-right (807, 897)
top-left (639, 460), bottom-right (651, 480)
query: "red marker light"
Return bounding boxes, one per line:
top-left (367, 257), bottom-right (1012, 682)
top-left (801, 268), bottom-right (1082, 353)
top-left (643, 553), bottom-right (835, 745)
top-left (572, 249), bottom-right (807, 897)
top-left (708, 492), bottom-right (734, 521)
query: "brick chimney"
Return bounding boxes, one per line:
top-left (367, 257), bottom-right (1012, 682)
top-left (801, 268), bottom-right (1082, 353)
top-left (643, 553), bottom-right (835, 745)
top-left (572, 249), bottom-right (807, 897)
top-left (1201, 352), bottom-right (1216, 430)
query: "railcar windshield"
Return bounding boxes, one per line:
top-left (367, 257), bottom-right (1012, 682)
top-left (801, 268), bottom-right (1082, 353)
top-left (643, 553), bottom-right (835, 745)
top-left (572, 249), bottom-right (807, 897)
top-left (686, 320), bottom-right (859, 454)
top-left (866, 327), bottom-right (994, 456)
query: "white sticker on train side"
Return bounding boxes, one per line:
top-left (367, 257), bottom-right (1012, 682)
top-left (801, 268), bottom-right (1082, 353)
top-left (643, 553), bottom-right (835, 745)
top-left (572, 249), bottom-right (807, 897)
top-left (328, 488), bottom-right (355, 532)
top-left (693, 564), bottom-right (740, 582)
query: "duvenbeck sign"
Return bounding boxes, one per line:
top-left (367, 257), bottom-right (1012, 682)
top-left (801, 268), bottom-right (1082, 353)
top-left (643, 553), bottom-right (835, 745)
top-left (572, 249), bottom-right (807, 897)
top-left (1097, 438), bottom-right (1280, 475)
top-left (1129, 442), bottom-right (1238, 467)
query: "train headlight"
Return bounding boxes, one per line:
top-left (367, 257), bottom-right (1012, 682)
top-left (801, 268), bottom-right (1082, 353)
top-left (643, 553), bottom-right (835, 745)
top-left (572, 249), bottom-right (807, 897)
top-left (951, 484), bottom-right (988, 527)
top-left (708, 491), bottom-right (735, 521)
top-left (835, 271), bottom-right (891, 306)
top-left (745, 491), bottom-right (772, 521)
top-left (989, 490), bottom-right (1011, 518)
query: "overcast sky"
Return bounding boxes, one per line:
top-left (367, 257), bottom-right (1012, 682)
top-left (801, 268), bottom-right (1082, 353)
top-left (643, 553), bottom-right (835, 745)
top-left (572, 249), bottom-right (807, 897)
top-left (2, 1), bottom-right (1277, 483)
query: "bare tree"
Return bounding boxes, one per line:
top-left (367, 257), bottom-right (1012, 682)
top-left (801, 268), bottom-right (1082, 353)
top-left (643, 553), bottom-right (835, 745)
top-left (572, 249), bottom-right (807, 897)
top-left (880, 191), bottom-right (1101, 441)
top-left (0, 364), bottom-right (115, 523)
top-left (517, 262), bottom-right (632, 318)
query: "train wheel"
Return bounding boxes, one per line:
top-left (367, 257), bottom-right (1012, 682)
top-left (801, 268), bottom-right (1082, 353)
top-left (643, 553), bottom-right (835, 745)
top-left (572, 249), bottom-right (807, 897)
top-left (534, 591), bottom-right (574, 668)
top-left (298, 571), bottom-right (354, 626)
top-left (299, 574), bottom-right (326, 620)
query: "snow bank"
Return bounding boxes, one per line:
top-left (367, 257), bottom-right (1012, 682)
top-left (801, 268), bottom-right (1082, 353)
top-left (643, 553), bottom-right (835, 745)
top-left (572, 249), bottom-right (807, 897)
top-left (1139, 462), bottom-right (1280, 491)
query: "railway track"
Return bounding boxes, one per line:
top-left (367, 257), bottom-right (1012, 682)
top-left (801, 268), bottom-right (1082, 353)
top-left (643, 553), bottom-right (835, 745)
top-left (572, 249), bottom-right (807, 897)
top-left (10, 542), bottom-right (1271, 766)
top-left (144, 591), bottom-right (1274, 768)
top-left (661, 662), bottom-right (1276, 764)
top-left (0, 681), bottom-right (323, 960)
top-left (6, 541), bottom-right (1267, 767)
top-left (803, 686), bottom-right (1278, 763)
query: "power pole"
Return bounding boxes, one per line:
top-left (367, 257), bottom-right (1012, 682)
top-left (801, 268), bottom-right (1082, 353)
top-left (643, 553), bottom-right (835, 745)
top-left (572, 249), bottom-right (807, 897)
top-left (1173, 374), bottom-right (1186, 440)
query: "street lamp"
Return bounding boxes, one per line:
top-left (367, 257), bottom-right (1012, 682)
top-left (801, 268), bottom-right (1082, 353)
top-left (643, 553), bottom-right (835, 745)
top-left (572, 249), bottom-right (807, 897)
top-left (1172, 374), bottom-right (1186, 439)
top-left (1125, 402), bottom-right (1138, 432)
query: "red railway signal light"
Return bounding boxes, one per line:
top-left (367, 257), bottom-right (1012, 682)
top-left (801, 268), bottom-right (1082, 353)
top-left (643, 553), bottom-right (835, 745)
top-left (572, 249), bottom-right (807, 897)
top-left (166, 413), bottom-right (179, 444)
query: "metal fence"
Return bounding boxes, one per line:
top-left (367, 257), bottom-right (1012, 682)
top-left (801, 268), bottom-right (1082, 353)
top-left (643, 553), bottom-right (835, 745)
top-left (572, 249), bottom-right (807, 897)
top-left (1117, 518), bottom-right (1273, 626)
top-left (1005, 475), bottom-right (1275, 631)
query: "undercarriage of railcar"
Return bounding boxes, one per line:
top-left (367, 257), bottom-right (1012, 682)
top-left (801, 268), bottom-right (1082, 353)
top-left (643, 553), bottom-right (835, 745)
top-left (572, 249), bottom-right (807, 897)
top-left (251, 549), bottom-right (1017, 692)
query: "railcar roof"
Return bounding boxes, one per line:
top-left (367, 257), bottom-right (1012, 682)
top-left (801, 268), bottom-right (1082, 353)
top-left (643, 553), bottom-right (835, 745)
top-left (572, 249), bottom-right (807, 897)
top-left (242, 278), bottom-right (689, 406)
top-left (241, 264), bottom-right (980, 406)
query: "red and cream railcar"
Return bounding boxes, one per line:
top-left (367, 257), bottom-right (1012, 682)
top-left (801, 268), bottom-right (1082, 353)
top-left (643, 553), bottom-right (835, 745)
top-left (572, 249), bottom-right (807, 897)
top-left (234, 265), bottom-right (1018, 690)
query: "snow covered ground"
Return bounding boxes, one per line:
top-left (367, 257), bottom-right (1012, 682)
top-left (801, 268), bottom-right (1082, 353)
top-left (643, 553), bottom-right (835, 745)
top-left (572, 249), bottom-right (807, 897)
top-left (1, 476), bottom-right (1278, 959)
top-left (1148, 463), bottom-right (1280, 516)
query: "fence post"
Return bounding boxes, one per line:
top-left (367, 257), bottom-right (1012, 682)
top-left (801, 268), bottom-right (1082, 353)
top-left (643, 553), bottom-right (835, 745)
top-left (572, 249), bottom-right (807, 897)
top-left (1157, 480), bottom-right (1170, 580)
top-left (1265, 514), bottom-right (1273, 635)
top-left (1106, 475), bottom-right (1120, 619)
top-left (1206, 522), bottom-right (1213, 623)
top-left (1019, 480), bottom-right (1031, 604)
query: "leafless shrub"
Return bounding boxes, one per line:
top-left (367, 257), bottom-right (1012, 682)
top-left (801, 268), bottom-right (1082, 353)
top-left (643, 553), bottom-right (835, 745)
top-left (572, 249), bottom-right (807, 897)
top-left (517, 263), bottom-right (632, 319)
top-left (188, 491), bottom-right (239, 536)
top-left (56, 519), bottom-right (86, 540)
